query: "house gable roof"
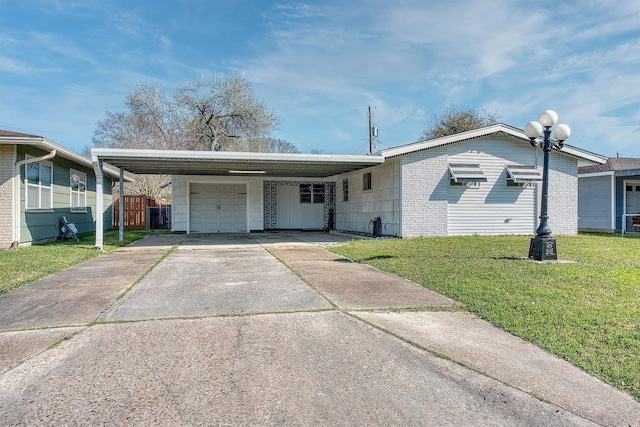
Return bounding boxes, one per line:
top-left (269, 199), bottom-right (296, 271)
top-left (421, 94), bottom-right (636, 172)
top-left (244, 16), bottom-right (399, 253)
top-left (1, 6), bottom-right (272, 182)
top-left (578, 157), bottom-right (640, 175)
top-left (0, 129), bottom-right (126, 180)
top-left (380, 123), bottom-right (607, 165)
top-left (0, 129), bottom-right (42, 138)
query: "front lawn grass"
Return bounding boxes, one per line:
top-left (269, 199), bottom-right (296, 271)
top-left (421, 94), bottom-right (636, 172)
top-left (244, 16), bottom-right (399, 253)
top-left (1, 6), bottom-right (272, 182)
top-left (0, 230), bottom-right (149, 295)
top-left (330, 234), bottom-right (640, 401)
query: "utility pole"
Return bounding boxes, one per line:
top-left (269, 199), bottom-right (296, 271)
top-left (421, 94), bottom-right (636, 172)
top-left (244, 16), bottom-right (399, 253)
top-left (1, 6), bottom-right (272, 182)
top-left (368, 105), bottom-right (373, 155)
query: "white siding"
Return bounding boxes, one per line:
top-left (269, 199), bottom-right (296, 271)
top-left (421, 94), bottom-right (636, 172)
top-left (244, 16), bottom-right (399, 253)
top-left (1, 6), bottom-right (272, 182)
top-left (248, 179), bottom-right (263, 231)
top-left (400, 148), bottom-right (448, 237)
top-left (578, 175), bottom-right (614, 231)
top-left (334, 159), bottom-right (400, 236)
top-left (446, 137), bottom-right (538, 236)
top-left (395, 135), bottom-right (580, 237)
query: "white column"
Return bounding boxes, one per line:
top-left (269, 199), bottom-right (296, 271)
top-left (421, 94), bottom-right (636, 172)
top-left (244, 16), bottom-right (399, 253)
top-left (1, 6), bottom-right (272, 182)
top-left (93, 157), bottom-right (104, 250)
top-left (119, 168), bottom-right (124, 242)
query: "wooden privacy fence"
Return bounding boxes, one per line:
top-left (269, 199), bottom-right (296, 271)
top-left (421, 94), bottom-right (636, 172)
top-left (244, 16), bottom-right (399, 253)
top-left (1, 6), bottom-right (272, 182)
top-left (113, 195), bottom-right (171, 230)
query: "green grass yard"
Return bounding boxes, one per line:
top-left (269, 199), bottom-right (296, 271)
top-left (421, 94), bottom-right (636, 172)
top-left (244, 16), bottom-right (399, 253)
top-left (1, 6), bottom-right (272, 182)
top-left (330, 234), bottom-right (640, 401)
top-left (0, 230), bottom-right (149, 295)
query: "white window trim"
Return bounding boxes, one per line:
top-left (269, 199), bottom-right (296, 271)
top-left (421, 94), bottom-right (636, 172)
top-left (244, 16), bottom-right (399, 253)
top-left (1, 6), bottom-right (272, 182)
top-left (621, 179), bottom-right (640, 235)
top-left (342, 178), bottom-right (349, 202)
top-left (25, 156), bottom-right (54, 211)
top-left (70, 169), bottom-right (88, 212)
top-left (299, 184), bottom-right (325, 204)
top-left (362, 172), bottom-right (372, 191)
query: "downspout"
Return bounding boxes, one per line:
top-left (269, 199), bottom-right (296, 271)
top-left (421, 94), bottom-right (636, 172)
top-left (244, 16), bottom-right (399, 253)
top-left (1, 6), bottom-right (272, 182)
top-left (12, 149), bottom-right (57, 248)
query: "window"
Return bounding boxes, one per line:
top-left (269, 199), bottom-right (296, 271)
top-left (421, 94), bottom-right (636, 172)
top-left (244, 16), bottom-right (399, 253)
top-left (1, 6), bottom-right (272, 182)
top-left (342, 179), bottom-right (349, 202)
top-left (300, 184), bottom-right (325, 204)
top-left (362, 172), bottom-right (372, 191)
top-left (505, 165), bottom-right (542, 187)
top-left (26, 160), bottom-right (53, 209)
top-left (448, 163), bottom-right (486, 188)
top-left (70, 169), bottom-right (87, 211)
top-left (313, 184), bottom-right (325, 204)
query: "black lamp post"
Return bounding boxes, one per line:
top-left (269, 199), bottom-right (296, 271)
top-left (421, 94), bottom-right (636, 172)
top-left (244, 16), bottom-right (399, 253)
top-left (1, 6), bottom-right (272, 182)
top-left (524, 110), bottom-right (571, 261)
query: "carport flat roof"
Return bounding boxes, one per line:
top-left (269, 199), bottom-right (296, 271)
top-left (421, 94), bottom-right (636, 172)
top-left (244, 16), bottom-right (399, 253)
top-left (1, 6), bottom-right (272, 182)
top-left (91, 148), bottom-right (384, 178)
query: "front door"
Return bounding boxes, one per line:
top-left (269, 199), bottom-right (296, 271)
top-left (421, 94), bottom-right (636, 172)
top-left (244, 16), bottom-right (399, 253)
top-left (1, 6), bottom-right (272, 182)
top-left (276, 184), bottom-right (324, 230)
top-left (625, 182), bottom-right (640, 231)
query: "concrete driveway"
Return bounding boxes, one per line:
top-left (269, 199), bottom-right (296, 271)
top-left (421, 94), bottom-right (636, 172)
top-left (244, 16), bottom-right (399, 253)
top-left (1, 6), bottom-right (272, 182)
top-left (0, 232), bottom-right (638, 426)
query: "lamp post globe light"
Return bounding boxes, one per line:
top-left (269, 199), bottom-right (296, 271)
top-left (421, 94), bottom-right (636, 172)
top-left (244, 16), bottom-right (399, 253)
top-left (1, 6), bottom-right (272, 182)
top-left (524, 110), bottom-right (571, 261)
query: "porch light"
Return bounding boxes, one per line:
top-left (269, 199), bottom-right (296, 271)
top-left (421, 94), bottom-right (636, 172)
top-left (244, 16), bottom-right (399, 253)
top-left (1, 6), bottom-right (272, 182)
top-left (524, 110), bottom-right (571, 261)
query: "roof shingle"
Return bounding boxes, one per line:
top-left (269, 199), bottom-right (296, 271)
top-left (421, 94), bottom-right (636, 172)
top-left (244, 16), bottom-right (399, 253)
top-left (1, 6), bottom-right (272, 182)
top-left (0, 129), bottom-right (42, 138)
top-left (579, 157), bottom-right (640, 174)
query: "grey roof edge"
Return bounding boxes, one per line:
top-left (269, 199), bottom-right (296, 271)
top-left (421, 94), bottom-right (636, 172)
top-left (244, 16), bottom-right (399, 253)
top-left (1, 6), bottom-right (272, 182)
top-left (579, 157), bottom-right (640, 175)
top-left (0, 134), bottom-right (126, 181)
top-left (90, 148), bottom-right (385, 165)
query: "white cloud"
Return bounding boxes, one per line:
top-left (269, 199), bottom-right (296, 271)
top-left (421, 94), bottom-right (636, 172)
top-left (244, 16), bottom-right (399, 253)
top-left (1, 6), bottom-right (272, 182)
top-left (0, 56), bottom-right (36, 75)
top-left (1, 0), bottom-right (639, 155)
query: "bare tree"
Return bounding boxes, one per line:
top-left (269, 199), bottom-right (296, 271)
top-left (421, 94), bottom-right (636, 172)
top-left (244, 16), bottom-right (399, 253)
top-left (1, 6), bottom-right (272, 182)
top-left (90, 75), bottom-right (281, 197)
top-left (175, 74), bottom-right (279, 151)
top-left (125, 84), bottom-right (185, 150)
top-left (420, 103), bottom-right (501, 140)
top-left (225, 137), bottom-right (299, 153)
top-left (91, 84), bottom-right (185, 151)
top-left (90, 85), bottom-right (183, 197)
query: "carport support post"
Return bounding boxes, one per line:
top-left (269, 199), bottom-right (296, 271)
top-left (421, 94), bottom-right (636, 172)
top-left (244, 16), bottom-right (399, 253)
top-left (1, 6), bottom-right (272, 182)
top-left (119, 168), bottom-right (124, 242)
top-left (93, 157), bottom-right (104, 250)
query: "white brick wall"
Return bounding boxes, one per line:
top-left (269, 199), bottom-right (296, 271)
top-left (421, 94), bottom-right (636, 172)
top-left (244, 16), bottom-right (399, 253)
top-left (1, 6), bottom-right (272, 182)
top-left (0, 144), bottom-right (15, 248)
top-left (546, 154), bottom-right (579, 235)
top-left (335, 159), bottom-right (400, 236)
top-left (400, 148), bottom-right (448, 237)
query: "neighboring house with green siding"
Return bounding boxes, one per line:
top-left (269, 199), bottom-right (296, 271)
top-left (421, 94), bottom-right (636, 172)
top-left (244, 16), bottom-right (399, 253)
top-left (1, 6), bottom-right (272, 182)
top-left (0, 130), bottom-right (124, 249)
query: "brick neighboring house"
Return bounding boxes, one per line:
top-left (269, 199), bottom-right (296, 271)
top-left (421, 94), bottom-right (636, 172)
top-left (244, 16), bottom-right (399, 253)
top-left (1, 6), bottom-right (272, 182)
top-left (0, 130), bottom-right (124, 249)
top-left (90, 124), bottom-right (605, 248)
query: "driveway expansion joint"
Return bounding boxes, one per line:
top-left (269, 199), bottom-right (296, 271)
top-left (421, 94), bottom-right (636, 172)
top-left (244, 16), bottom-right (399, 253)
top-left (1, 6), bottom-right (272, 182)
top-left (2, 232), bottom-right (637, 426)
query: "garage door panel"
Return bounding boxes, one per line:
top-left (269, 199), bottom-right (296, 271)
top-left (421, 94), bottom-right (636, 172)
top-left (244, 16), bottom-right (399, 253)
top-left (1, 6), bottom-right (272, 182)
top-left (219, 207), bottom-right (234, 218)
top-left (190, 183), bottom-right (246, 233)
top-left (218, 220), bottom-right (234, 233)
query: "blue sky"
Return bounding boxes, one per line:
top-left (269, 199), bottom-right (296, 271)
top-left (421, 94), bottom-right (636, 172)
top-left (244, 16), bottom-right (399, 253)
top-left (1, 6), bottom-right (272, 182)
top-left (1, 0), bottom-right (639, 157)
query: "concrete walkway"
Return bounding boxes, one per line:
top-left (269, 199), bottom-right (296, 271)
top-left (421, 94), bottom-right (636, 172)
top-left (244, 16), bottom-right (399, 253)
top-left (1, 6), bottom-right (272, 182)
top-left (0, 232), bottom-right (638, 426)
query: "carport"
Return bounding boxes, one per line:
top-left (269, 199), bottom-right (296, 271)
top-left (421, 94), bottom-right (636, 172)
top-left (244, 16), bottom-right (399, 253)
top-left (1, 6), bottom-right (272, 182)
top-left (91, 148), bottom-right (384, 249)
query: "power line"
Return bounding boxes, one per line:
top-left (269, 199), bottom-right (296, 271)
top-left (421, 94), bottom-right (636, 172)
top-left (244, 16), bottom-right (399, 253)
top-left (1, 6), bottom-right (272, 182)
top-left (386, 108), bottom-right (430, 120)
top-left (350, 140), bottom-right (370, 155)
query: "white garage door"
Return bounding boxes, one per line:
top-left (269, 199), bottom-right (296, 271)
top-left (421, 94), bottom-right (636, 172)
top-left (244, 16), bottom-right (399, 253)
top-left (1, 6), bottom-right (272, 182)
top-left (190, 183), bottom-right (247, 233)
